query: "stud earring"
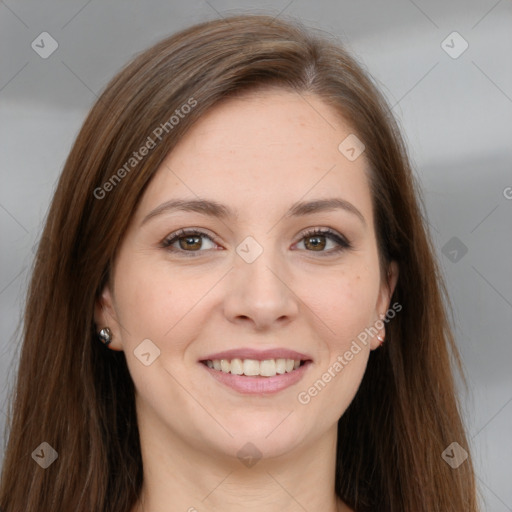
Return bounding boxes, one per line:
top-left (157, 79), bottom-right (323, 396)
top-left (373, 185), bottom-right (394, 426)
top-left (98, 327), bottom-right (112, 346)
top-left (377, 334), bottom-right (385, 346)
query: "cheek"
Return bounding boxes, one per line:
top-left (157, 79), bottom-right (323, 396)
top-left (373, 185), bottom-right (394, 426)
top-left (113, 257), bottom-right (220, 352)
top-left (304, 266), bottom-right (379, 346)
top-left (299, 271), bottom-right (376, 419)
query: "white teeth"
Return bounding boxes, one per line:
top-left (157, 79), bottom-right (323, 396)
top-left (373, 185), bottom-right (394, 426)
top-left (230, 358), bottom-right (243, 375)
top-left (260, 359), bottom-right (276, 377)
top-left (204, 357), bottom-right (304, 377)
top-left (275, 358), bottom-right (286, 374)
top-left (243, 359), bottom-right (260, 376)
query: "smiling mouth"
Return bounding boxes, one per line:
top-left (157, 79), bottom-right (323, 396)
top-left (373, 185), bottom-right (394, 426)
top-left (200, 358), bottom-right (310, 377)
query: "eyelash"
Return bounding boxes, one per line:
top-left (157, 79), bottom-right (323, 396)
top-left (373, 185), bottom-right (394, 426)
top-left (160, 227), bottom-right (352, 258)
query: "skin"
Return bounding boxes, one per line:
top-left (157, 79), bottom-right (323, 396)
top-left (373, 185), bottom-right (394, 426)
top-left (95, 89), bottom-right (399, 512)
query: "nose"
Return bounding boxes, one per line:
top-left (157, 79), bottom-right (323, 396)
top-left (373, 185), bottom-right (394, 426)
top-left (222, 243), bottom-right (299, 331)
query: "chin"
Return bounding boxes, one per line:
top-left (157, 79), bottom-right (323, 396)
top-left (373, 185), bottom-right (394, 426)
top-left (212, 418), bottom-right (306, 457)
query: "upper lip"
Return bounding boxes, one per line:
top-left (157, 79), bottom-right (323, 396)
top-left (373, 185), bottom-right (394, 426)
top-left (200, 348), bottom-right (313, 362)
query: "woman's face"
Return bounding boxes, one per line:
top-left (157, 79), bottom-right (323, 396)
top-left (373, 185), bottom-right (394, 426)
top-left (95, 89), bottom-right (398, 461)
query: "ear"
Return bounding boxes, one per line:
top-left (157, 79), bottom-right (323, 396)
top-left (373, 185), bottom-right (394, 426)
top-left (93, 285), bottom-right (123, 351)
top-left (371, 260), bottom-right (399, 350)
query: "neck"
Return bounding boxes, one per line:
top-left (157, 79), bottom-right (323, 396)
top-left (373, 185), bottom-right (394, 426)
top-left (131, 413), bottom-right (350, 512)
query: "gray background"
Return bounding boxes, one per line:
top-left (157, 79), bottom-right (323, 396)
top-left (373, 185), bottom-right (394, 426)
top-left (1, 1), bottom-right (511, 510)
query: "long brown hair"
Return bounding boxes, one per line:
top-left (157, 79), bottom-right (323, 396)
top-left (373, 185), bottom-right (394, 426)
top-left (0, 14), bottom-right (481, 511)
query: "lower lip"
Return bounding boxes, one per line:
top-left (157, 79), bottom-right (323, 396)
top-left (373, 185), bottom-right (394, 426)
top-left (200, 361), bottom-right (312, 395)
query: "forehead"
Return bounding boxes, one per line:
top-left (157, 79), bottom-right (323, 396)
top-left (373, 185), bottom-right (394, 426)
top-left (135, 89), bottom-right (374, 226)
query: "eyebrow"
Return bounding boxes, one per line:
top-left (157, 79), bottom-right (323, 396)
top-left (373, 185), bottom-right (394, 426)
top-left (140, 197), bottom-right (366, 227)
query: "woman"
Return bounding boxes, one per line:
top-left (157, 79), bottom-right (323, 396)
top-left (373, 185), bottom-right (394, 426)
top-left (0, 14), bottom-right (481, 512)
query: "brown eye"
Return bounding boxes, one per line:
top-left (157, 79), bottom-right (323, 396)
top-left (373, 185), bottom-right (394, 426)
top-left (177, 235), bottom-right (203, 251)
top-left (303, 234), bottom-right (327, 251)
top-left (296, 228), bottom-right (351, 255)
top-left (162, 229), bottom-right (218, 256)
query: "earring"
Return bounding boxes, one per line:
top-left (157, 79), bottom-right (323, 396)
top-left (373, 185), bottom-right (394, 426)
top-left (98, 327), bottom-right (112, 346)
top-left (377, 334), bottom-right (385, 346)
